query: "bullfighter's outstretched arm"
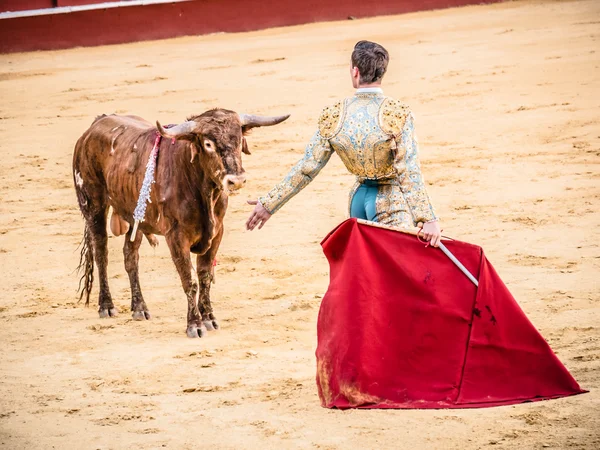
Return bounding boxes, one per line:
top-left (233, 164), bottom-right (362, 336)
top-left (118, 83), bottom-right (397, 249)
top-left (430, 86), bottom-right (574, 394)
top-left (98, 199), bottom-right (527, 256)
top-left (393, 112), bottom-right (437, 225)
top-left (258, 130), bottom-right (333, 214)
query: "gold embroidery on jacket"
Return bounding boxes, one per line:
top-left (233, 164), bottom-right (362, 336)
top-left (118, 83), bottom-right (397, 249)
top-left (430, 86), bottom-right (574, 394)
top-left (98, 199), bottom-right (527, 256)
top-left (318, 100), bottom-right (345, 139)
top-left (259, 130), bottom-right (333, 214)
top-left (260, 93), bottom-right (437, 225)
top-left (379, 98), bottom-right (410, 137)
top-left (329, 95), bottom-right (394, 179)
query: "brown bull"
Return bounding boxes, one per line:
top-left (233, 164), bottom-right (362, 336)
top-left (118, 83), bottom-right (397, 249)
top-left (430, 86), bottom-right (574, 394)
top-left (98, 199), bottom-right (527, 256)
top-left (73, 109), bottom-right (289, 337)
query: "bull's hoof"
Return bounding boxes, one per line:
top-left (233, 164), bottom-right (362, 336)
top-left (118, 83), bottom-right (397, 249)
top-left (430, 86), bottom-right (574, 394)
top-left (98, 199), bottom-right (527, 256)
top-left (203, 319), bottom-right (219, 331)
top-left (186, 324), bottom-right (208, 338)
top-left (99, 307), bottom-right (119, 318)
top-left (132, 310), bottom-right (151, 321)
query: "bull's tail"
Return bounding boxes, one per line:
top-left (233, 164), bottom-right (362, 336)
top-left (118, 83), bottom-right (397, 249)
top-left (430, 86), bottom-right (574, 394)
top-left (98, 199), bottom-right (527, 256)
top-left (77, 224), bottom-right (94, 306)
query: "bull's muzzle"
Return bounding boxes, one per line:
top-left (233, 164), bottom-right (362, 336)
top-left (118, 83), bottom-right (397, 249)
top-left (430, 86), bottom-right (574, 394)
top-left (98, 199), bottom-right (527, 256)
top-left (222, 174), bottom-right (246, 194)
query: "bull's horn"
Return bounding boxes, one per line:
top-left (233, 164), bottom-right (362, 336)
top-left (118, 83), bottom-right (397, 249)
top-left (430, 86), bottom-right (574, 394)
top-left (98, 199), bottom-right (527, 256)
top-left (156, 120), bottom-right (196, 139)
top-left (238, 114), bottom-right (290, 128)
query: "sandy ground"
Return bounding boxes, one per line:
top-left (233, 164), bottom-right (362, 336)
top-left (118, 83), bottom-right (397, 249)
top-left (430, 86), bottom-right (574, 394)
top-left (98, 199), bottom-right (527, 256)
top-left (0, 0), bottom-right (599, 448)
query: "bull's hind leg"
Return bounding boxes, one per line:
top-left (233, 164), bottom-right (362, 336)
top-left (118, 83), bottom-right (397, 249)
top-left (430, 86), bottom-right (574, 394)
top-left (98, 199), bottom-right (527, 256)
top-left (196, 225), bottom-right (224, 332)
top-left (165, 229), bottom-right (204, 338)
top-left (124, 228), bottom-right (151, 320)
top-left (88, 210), bottom-right (118, 318)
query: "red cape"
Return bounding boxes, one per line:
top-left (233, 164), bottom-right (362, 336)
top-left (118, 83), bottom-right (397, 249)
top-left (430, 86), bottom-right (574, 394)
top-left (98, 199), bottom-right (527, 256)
top-left (316, 219), bottom-right (585, 409)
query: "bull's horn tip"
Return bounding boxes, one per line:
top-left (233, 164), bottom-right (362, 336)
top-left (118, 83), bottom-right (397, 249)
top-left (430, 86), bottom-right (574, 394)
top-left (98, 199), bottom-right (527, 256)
top-left (273, 113), bottom-right (290, 124)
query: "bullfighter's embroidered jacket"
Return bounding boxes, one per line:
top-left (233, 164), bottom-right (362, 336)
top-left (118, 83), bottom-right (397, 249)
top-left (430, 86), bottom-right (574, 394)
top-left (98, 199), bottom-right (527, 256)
top-left (259, 88), bottom-right (437, 228)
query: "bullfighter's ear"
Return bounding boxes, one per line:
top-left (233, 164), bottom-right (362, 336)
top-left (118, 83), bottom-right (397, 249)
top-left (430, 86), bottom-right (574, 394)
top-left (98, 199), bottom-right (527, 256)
top-left (189, 142), bottom-right (198, 163)
top-left (242, 137), bottom-right (251, 155)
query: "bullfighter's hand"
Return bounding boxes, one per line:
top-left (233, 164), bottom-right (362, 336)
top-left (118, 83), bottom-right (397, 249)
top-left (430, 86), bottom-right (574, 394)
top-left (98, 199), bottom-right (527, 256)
top-left (421, 220), bottom-right (442, 247)
top-left (246, 200), bottom-right (272, 231)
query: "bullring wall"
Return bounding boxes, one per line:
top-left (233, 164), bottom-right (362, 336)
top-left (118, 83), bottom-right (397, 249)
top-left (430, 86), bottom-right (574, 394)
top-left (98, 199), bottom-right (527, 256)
top-left (0, 0), bottom-right (502, 53)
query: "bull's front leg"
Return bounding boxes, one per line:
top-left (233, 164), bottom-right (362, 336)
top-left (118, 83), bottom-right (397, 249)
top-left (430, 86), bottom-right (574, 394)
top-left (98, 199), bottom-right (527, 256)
top-left (165, 229), bottom-right (204, 338)
top-left (197, 224), bottom-right (224, 332)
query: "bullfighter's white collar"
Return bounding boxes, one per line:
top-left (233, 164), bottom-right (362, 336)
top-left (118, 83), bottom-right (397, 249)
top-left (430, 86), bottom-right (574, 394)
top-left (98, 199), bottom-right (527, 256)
top-left (355, 87), bottom-right (383, 94)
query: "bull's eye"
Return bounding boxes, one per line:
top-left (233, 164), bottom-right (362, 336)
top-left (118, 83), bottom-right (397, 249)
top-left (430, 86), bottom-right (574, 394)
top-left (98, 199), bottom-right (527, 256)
top-left (203, 139), bottom-right (216, 152)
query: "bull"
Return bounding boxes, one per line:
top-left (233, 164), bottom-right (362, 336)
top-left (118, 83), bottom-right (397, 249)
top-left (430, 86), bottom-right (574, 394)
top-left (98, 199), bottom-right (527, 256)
top-left (73, 109), bottom-right (289, 337)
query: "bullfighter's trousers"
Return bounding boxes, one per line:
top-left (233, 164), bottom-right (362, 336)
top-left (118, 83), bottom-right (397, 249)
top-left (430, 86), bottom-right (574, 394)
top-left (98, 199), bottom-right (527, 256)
top-left (349, 179), bottom-right (414, 229)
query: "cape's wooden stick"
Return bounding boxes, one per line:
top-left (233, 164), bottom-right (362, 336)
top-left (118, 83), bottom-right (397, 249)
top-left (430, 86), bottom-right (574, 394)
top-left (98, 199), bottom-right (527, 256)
top-left (356, 218), bottom-right (421, 236)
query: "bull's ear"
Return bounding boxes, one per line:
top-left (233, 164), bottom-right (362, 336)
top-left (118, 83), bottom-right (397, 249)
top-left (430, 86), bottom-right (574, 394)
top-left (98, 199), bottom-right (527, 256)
top-left (189, 142), bottom-right (198, 163)
top-left (242, 137), bottom-right (251, 155)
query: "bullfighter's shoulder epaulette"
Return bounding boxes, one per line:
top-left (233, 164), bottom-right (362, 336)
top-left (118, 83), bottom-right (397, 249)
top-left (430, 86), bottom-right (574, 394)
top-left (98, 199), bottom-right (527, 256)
top-left (379, 97), bottom-right (411, 137)
top-left (318, 100), bottom-right (345, 139)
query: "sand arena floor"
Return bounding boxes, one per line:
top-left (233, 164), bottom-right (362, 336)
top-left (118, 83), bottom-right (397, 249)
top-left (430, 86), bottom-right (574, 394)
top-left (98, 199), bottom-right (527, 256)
top-left (0, 0), bottom-right (599, 448)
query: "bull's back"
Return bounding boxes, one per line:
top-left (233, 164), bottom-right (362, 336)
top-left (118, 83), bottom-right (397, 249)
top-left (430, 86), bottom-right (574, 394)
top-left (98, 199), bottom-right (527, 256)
top-left (73, 114), bottom-right (157, 217)
top-left (74, 114), bottom-right (153, 165)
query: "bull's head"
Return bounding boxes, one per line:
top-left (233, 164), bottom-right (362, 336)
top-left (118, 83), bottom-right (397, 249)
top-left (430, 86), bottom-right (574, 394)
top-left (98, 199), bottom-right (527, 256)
top-left (156, 109), bottom-right (289, 194)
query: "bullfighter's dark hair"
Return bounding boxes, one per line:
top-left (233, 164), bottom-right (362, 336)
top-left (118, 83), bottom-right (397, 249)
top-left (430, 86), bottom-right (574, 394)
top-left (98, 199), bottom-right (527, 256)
top-left (351, 40), bottom-right (389, 84)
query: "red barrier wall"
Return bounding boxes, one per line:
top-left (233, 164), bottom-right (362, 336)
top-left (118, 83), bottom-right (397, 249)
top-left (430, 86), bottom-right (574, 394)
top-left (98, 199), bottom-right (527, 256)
top-left (0, 0), bottom-right (122, 9)
top-left (0, 0), bottom-right (54, 12)
top-left (56, 0), bottom-right (116, 5)
top-left (0, 0), bottom-right (503, 54)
